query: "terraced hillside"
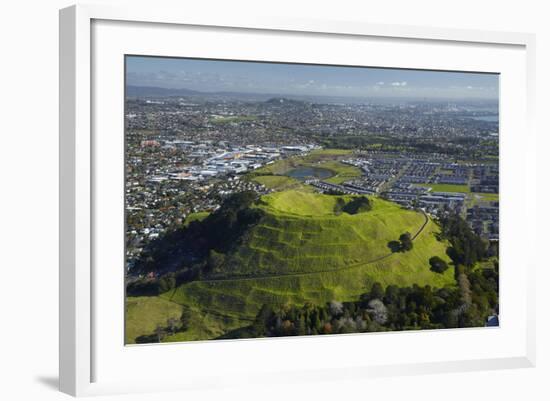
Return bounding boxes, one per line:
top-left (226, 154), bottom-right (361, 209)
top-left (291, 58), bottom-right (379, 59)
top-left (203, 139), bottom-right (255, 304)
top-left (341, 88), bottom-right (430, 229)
top-left (221, 191), bottom-right (427, 277)
top-left (141, 190), bottom-right (456, 343)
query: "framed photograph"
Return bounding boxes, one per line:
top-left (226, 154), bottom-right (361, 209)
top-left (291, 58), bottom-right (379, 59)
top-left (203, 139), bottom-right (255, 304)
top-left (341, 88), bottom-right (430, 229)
top-left (59, 4), bottom-right (536, 396)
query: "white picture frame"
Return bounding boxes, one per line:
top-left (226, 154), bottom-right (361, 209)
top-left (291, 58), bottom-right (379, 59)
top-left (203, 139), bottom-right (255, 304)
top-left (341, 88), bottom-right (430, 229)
top-left (59, 3), bottom-right (536, 397)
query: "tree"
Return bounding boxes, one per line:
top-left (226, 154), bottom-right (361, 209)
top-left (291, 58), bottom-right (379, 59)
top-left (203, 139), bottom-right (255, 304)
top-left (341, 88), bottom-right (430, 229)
top-left (180, 310), bottom-right (191, 331)
top-left (370, 282), bottom-right (385, 300)
top-left (321, 322), bottom-right (332, 334)
top-left (251, 304), bottom-right (272, 337)
top-left (158, 274), bottom-right (176, 293)
top-left (342, 196), bottom-right (372, 214)
top-left (296, 315), bottom-right (307, 336)
top-left (167, 317), bottom-right (179, 335)
top-left (387, 240), bottom-right (402, 253)
top-left (367, 299), bottom-right (388, 324)
top-left (329, 300), bottom-right (344, 317)
top-left (384, 284), bottom-right (400, 305)
top-left (207, 249), bottom-right (225, 273)
top-left (439, 213), bottom-right (487, 267)
top-left (333, 197), bottom-right (346, 215)
top-left (399, 232), bottom-right (413, 252)
top-left (154, 324), bottom-right (166, 342)
top-left (429, 256), bottom-right (449, 273)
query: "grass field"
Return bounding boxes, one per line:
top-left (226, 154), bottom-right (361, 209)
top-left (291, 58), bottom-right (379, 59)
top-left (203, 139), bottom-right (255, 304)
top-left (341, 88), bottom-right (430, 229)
top-left (424, 183), bottom-right (471, 193)
top-left (473, 192), bottom-right (499, 202)
top-left (140, 190), bottom-right (456, 341)
top-left (253, 159), bottom-right (296, 175)
top-left (315, 161), bottom-right (362, 184)
top-left (125, 296), bottom-right (183, 344)
top-left (466, 192), bottom-right (499, 208)
top-left (162, 305), bottom-right (250, 343)
top-left (210, 115), bottom-right (256, 124)
top-left (252, 149), bottom-right (361, 185)
top-left (251, 175), bottom-right (309, 192)
top-left (303, 148), bottom-right (353, 161)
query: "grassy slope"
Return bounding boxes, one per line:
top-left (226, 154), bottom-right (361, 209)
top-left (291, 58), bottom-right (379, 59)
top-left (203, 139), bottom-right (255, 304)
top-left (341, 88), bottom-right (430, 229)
top-left (162, 305), bottom-right (250, 342)
top-left (125, 296), bottom-right (183, 344)
top-left (166, 217), bottom-right (454, 327)
top-left (251, 175), bottom-right (309, 192)
top-left (220, 192), bottom-right (425, 276)
top-left (158, 191), bottom-right (455, 340)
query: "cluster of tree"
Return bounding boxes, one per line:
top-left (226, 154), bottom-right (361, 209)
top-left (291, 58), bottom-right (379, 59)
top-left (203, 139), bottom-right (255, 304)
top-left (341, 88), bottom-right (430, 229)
top-left (317, 135), bottom-right (481, 157)
top-left (223, 268), bottom-right (498, 340)
top-left (126, 267), bottom-right (206, 297)
top-left (333, 196), bottom-right (372, 215)
top-left (128, 191), bottom-right (265, 295)
top-left (438, 213), bottom-right (487, 267)
top-left (429, 256), bottom-right (449, 273)
top-left (342, 196), bottom-right (372, 214)
top-left (388, 232), bottom-right (413, 253)
top-left (126, 274), bottom-right (178, 296)
top-left (224, 298), bottom-right (387, 339)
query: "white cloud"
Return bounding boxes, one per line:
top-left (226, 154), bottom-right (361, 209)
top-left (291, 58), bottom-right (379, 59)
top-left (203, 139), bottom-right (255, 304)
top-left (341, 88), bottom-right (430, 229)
top-left (377, 81), bottom-right (385, 86)
top-left (390, 81), bottom-right (408, 87)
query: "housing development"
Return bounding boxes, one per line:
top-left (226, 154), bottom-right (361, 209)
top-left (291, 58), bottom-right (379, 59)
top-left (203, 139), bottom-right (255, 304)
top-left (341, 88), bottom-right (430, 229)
top-left (124, 58), bottom-right (499, 344)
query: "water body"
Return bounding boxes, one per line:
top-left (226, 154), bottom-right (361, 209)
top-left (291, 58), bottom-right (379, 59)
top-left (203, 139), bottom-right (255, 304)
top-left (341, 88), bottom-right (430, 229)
top-left (285, 166), bottom-right (333, 180)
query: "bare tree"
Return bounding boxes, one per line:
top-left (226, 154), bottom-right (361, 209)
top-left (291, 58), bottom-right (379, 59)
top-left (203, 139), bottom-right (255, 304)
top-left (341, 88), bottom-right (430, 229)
top-left (367, 299), bottom-right (388, 324)
top-left (329, 300), bottom-right (344, 316)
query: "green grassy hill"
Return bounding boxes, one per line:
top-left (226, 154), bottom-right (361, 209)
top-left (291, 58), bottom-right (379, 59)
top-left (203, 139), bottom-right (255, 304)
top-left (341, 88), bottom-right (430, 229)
top-left (219, 192), bottom-right (427, 277)
top-left (143, 190), bottom-right (455, 342)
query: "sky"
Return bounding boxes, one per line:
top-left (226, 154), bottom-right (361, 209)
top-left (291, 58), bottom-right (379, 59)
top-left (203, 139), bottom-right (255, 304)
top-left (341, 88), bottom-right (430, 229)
top-left (126, 56), bottom-right (499, 100)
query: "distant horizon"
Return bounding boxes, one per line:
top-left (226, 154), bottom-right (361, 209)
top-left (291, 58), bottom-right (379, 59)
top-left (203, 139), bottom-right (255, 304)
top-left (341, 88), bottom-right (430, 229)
top-left (126, 55), bottom-right (499, 101)
top-left (125, 84), bottom-right (499, 104)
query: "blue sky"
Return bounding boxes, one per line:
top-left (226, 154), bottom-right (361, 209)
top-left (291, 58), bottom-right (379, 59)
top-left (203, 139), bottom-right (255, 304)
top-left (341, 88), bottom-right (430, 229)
top-left (126, 56), bottom-right (498, 100)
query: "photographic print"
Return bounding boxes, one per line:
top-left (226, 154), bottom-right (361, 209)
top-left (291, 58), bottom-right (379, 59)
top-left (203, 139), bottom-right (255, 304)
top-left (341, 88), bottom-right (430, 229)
top-left (124, 56), bottom-right (499, 344)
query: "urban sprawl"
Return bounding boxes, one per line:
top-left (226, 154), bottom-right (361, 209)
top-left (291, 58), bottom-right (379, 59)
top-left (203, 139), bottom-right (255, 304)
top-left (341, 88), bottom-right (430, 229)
top-left (125, 94), bottom-right (499, 272)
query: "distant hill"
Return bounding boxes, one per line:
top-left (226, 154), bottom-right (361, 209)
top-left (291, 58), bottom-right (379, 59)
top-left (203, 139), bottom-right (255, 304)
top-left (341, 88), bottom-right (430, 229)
top-left (125, 85), bottom-right (377, 104)
top-left (126, 85), bottom-right (500, 105)
top-left (264, 97), bottom-right (309, 106)
top-left (126, 86), bottom-right (202, 97)
top-left (126, 85), bottom-right (279, 101)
